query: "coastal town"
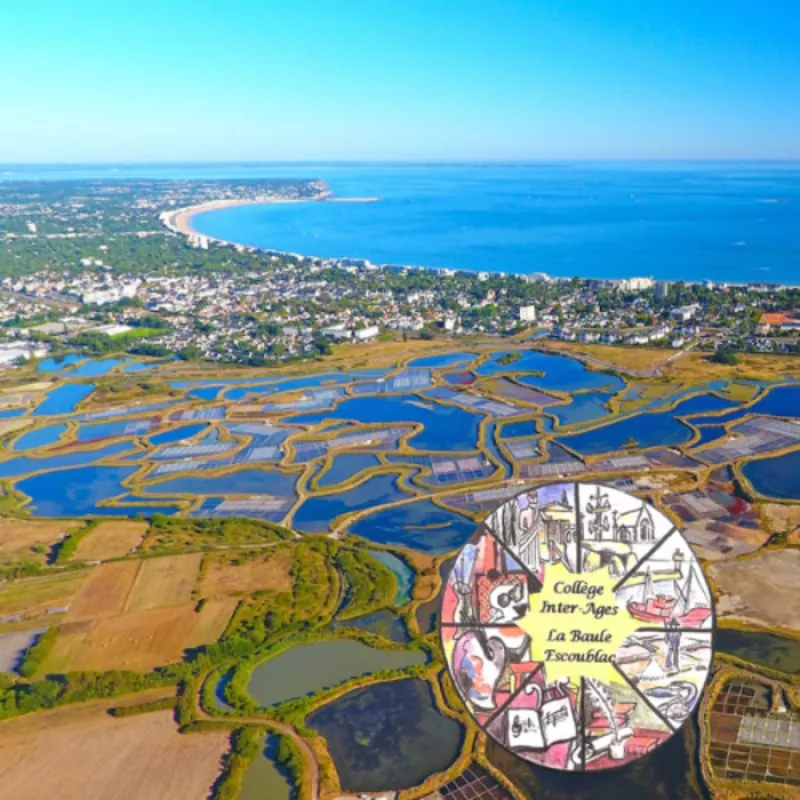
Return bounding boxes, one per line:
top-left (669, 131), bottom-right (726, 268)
top-left (1, 178), bottom-right (798, 370)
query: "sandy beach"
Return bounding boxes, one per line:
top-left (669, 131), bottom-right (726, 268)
top-left (161, 191), bottom-right (380, 240)
top-left (161, 190), bottom-right (333, 237)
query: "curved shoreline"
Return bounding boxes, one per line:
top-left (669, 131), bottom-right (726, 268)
top-left (161, 192), bottom-right (799, 288)
top-left (160, 190), bottom-right (333, 240)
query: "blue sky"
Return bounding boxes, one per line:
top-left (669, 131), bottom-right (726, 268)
top-left (2, 0), bottom-right (799, 161)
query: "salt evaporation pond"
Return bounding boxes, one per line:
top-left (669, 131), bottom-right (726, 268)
top-left (247, 639), bottom-right (426, 707)
top-left (741, 449), bottom-right (800, 500)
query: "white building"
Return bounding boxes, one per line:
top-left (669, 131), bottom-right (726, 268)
top-left (620, 277), bottom-right (654, 292)
top-left (354, 325), bottom-right (380, 341)
top-left (519, 305), bottom-right (537, 323)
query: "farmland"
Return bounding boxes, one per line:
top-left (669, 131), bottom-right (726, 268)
top-left (0, 694), bottom-right (228, 800)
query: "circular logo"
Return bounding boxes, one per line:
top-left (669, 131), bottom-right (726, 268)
top-left (440, 481), bottom-right (715, 772)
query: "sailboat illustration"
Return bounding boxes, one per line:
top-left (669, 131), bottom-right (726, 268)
top-left (627, 564), bottom-right (711, 627)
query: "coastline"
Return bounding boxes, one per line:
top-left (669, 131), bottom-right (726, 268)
top-left (161, 190), bottom-right (334, 238)
top-left (161, 193), bottom-right (799, 289)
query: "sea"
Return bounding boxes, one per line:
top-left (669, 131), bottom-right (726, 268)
top-left (3, 162), bottom-right (799, 284)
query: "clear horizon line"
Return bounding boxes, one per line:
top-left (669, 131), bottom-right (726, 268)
top-left (3, 157), bottom-right (800, 168)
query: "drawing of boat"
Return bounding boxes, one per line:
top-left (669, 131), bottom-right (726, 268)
top-left (627, 565), bottom-right (711, 626)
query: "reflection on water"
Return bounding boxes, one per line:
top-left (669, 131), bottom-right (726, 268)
top-left (247, 639), bottom-right (426, 707)
top-left (717, 628), bottom-right (800, 674)
top-left (741, 450), bottom-right (800, 501)
top-left (369, 550), bottom-right (414, 605)
top-left (308, 678), bottom-right (463, 793)
top-left (239, 734), bottom-right (294, 800)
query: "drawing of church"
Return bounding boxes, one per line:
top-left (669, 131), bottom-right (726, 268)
top-left (584, 486), bottom-right (656, 544)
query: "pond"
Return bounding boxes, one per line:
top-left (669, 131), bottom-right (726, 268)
top-left (288, 395), bottom-right (482, 452)
top-left (141, 468), bottom-right (298, 498)
top-left (12, 423), bottom-right (67, 451)
top-left (499, 419), bottom-right (538, 438)
top-left (349, 499), bottom-right (474, 553)
top-left (239, 734), bottom-right (294, 800)
top-left (37, 354), bottom-right (84, 373)
top-left (334, 610), bottom-right (410, 644)
top-left (247, 639), bottom-right (427, 707)
top-left (558, 393), bottom-right (736, 456)
top-left (33, 384), bottom-right (95, 416)
top-left (15, 465), bottom-right (176, 517)
top-left (317, 453), bottom-right (381, 489)
top-left (741, 449), bottom-right (800, 500)
top-left (369, 549), bottom-right (414, 605)
top-left (67, 358), bottom-right (128, 377)
top-left (692, 425), bottom-right (729, 449)
top-left (690, 384), bottom-right (800, 427)
top-left (148, 424), bottom-right (207, 445)
top-left (292, 474), bottom-right (409, 533)
top-left (415, 556), bottom-right (456, 634)
top-left (407, 351), bottom-right (477, 368)
top-left (483, 422), bottom-right (511, 480)
top-left (307, 678), bottom-right (464, 793)
top-left (550, 391), bottom-right (612, 427)
top-left (476, 350), bottom-right (624, 393)
top-left (716, 628), bottom-right (800, 674)
top-left (0, 441), bottom-right (134, 479)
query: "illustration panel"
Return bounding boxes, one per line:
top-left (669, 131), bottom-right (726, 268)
top-left (577, 482), bottom-right (675, 578)
top-left (442, 482), bottom-right (716, 773)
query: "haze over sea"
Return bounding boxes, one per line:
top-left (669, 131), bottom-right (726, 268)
top-left (4, 162), bottom-right (799, 284)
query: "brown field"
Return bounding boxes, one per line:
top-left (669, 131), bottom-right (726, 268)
top-left (69, 604), bottom-right (198, 671)
top-left (126, 553), bottom-right (201, 612)
top-left (67, 561), bottom-right (141, 621)
top-left (199, 550), bottom-right (293, 598)
top-left (0, 518), bottom-right (80, 560)
top-left (186, 597), bottom-right (239, 646)
top-left (73, 520), bottom-right (148, 561)
top-left (0, 571), bottom-right (88, 618)
top-left (710, 549), bottom-right (800, 631)
top-left (0, 418), bottom-right (33, 437)
top-left (0, 695), bottom-right (228, 800)
top-left (760, 503), bottom-right (800, 536)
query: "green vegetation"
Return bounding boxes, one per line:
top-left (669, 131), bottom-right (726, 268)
top-left (497, 352), bottom-right (522, 366)
top-left (108, 696), bottom-right (176, 717)
top-left (335, 547), bottom-right (397, 619)
top-left (711, 348), bottom-right (740, 365)
top-left (17, 627), bottom-right (58, 678)
top-left (144, 515), bottom-right (294, 553)
top-left (211, 727), bottom-right (264, 800)
top-left (0, 668), bottom-right (184, 721)
top-left (51, 520), bottom-right (98, 564)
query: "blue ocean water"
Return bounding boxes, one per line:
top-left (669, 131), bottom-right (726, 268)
top-left (4, 162), bottom-right (798, 283)
top-left (188, 163), bottom-right (800, 283)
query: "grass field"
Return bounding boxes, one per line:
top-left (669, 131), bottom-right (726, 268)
top-left (0, 571), bottom-right (88, 618)
top-left (126, 554), bottom-right (202, 612)
top-left (74, 520), bottom-right (148, 561)
top-left (69, 604), bottom-right (198, 671)
top-left (666, 350), bottom-right (800, 382)
top-left (67, 561), bottom-right (141, 621)
top-left (0, 518), bottom-right (79, 561)
top-left (199, 549), bottom-right (294, 598)
top-left (186, 597), bottom-right (238, 646)
top-left (0, 695), bottom-right (228, 800)
top-left (546, 341), bottom-right (672, 371)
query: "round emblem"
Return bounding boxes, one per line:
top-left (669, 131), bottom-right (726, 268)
top-left (440, 481), bottom-right (715, 771)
